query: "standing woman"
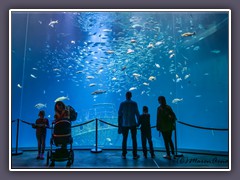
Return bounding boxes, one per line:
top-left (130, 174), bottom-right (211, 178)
top-left (156, 96), bottom-right (177, 160)
top-left (32, 110), bottom-right (49, 159)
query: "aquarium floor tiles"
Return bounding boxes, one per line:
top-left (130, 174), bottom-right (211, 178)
top-left (11, 150), bottom-right (229, 170)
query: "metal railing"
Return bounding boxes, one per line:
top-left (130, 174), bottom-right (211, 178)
top-left (11, 118), bottom-right (228, 156)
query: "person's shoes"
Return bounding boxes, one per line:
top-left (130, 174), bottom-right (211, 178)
top-left (49, 161), bottom-right (55, 167)
top-left (163, 154), bottom-right (171, 160)
top-left (36, 155), bottom-right (40, 160)
top-left (66, 161), bottom-right (71, 167)
top-left (122, 155), bottom-right (126, 159)
top-left (143, 154), bottom-right (147, 158)
top-left (133, 154), bottom-right (140, 159)
top-left (40, 154), bottom-right (44, 160)
top-left (151, 154), bottom-right (155, 158)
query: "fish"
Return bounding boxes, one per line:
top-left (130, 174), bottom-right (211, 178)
top-left (129, 87), bottom-right (137, 91)
top-left (133, 73), bottom-right (141, 78)
top-left (17, 84), bottom-right (22, 88)
top-left (176, 77), bottom-right (182, 82)
top-left (89, 83), bottom-right (96, 87)
top-left (211, 50), bottom-right (221, 54)
top-left (132, 24), bottom-right (142, 29)
top-left (172, 98), bottom-right (183, 104)
top-left (91, 90), bottom-right (106, 95)
top-left (35, 103), bottom-right (47, 109)
top-left (54, 96), bottom-right (69, 102)
top-left (127, 49), bottom-right (134, 54)
top-left (169, 54), bottom-right (175, 59)
top-left (102, 29), bottom-right (112, 32)
top-left (98, 69), bottom-right (103, 74)
top-left (112, 77), bottom-right (117, 81)
top-left (107, 50), bottom-right (114, 54)
top-left (86, 75), bottom-right (94, 79)
top-left (155, 63), bottom-right (160, 68)
top-left (184, 74), bottom-right (190, 79)
top-left (121, 66), bottom-right (127, 71)
top-left (143, 82), bottom-right (149, 86)
top-left (76, 70), bottom-right (83, 74)
top-left (155, 41), bottom-right (163, 46)
top-left (148, 76), bottom-right (156, 81)
top-left (181, 32), bottom-right (196, 37)
top-left (130, 39), bottom-right (136, 43)
top-left (106, 138), bottom-right (111, 142)
top-left (147, 43), bottom-right (154, 48)
top-left (49, 20), bottom-right (58, 27)
top-left (30, 74), bottom-right (37, 78)
top-left (53, 68), bottom-right (61, 72)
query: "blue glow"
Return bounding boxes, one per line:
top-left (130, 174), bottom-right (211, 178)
top-left (11, 11), bottom-right (229, 153)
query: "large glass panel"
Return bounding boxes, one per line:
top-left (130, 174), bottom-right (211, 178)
top-left (11, 10), bottom-right (229, 153)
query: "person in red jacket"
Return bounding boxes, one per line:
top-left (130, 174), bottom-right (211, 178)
top-left (32, 110), bottom-right (49, 160)
top-left (54, 101), bottom-right (69, 122)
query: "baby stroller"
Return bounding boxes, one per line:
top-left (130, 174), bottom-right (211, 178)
top-left (46, 119), bottom-right (74, 167)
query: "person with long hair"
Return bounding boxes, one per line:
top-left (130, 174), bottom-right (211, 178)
top-left (54, 101), bottom-right (69, 122)
top-left (156, 96), bottom-right (177, 160)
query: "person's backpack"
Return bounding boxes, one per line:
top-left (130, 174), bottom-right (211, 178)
top-left (66, 105), bottom-right (78, 121)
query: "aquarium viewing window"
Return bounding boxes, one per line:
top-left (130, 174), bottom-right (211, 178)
top-left (9, 9), bottom-right (231, 170)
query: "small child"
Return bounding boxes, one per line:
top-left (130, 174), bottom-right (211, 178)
top-left (32, 110), bottom-right (49, 160)
top-left (138, 106), bottom-right (155, 158)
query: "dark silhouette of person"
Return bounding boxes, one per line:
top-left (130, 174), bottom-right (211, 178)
top-left (54, 101), bottom-right (69, 122)
top-left (32, 110), bottom-right (49, 160)
top-left (139, 106), bottom-right (155, 158)
top-left (156, 96), bottom-right (177, 160)
top-left (53, 101), bottom-right (70, 149)
top-left (118, 91), bottom-right (140, 159)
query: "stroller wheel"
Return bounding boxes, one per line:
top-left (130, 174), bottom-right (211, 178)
top-left (66, 161), bottom-right (71, 167)
top-left (46, 151), bottom-right (50, 166)
top-left (70, 150), bottom-right (74, 164)
top-left (69, 150), bottom-right (74, 165)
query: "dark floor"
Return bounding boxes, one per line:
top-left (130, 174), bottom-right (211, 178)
top-left (11, 149), bottom-right (229, 170)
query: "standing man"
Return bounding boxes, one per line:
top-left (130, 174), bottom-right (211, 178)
top-left (118, 91), bottom-right (140, 159)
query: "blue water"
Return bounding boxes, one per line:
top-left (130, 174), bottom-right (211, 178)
top-left (11, 11), bottom-right (229, 152)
